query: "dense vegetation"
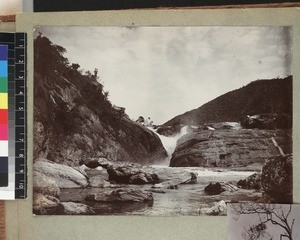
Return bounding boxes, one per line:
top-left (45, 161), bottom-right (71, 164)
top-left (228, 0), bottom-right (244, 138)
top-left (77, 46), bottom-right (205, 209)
top-left (162, 76), bottom-right (292, 131)
top-left (34, 35), bottom-right (167, 165)
top-left (34, 34), bottom-right (113, 132)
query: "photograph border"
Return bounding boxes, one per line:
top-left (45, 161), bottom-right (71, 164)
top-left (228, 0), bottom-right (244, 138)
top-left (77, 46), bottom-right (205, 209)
top-left (6, 8), bottom-right (300, 240)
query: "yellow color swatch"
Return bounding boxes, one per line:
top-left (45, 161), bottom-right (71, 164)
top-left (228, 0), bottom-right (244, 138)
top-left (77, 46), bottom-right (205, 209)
top-left (0, 93), bottom-right (8, 109)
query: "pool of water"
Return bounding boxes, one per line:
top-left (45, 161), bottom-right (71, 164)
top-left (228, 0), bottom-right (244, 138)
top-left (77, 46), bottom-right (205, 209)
top-left (60, 166), bottom-right (261, 216)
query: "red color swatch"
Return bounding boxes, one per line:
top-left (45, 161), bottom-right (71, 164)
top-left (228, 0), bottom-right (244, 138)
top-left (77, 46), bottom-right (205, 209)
top-left (0, 109), bottom-right (8, 124)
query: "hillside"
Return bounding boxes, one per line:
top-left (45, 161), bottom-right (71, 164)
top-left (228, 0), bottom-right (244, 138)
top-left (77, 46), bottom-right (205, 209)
top-left (160, 76), bottom-right (292, 134)
top-left (33, 35), bottom-right (167, 166)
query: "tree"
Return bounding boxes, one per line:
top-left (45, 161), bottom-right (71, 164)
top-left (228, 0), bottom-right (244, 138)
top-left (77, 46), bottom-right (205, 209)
top-left (94, 68), bottom-right (98, 78)
top-left (242, 223), bottom-right (272, 240)
top-left (231, 203), bottom-right (295, 240)
top-left (71, 63), bottom-right (80, 70)
top-left (34, 34), bottom-right (68, 75)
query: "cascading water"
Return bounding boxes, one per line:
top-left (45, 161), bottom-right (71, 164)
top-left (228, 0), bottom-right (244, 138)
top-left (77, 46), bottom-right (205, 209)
top-left (149, 126), bottom-right (189, 165)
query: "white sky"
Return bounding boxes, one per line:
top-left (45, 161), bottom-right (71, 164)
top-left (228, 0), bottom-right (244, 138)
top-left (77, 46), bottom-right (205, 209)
top-left (35, 26), bottom-right (292, 124)
top-left (228, 204), bottom-right (300, 240)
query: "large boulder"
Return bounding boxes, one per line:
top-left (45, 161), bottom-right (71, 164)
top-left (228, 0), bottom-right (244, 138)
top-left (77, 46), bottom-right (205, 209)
top-left (154, 168), bottom-right (197, 184)
top-left (85, 189), bottom-right (154, 203)
top-left (33, 168), bottom-right (63, 215)
top-left (89, 176), bottom-right (111, 188)
top-left (33, 193), bottom-right (62, 215)
top-left (170, 129), bottom-right (291, 167)
top-left (237, 173), bottom-right (261, 190)
top-left (34, 159), bottom-right (88, 188)
top-left (107, 163), bottom-right (198, 186)
top-left (261, 155), bottom-right (292, 203)
top-left (107, 164), bottom-right (159, 184)
top-left (204, 182), bottom-right (238, 195)
top-left (80, 158), bottom-right (111, 169)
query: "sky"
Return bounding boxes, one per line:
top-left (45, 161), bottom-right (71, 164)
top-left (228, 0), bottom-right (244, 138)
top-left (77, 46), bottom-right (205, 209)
top-left (228, 204), bottom-right (300, 240)
top-left (35, 26), bottom-right (292, 124)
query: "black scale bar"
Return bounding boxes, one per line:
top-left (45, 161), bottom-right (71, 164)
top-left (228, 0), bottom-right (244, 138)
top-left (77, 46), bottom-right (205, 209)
top-left (14, 33), bottom-right (27, 199)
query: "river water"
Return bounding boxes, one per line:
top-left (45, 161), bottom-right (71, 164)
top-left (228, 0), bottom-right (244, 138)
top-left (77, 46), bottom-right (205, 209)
top-left (60, 166), bottom-right (260, 216)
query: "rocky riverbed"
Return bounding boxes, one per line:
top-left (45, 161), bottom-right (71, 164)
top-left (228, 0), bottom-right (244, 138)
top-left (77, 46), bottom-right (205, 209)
top-left (60, 168), bottom-right (260, 216)
top-left (33, 159), bottom-right (264, 216)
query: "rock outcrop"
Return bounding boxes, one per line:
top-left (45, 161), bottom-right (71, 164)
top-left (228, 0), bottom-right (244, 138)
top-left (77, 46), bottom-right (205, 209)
top-left (170, 129), bottom-right (291, 167)
top-left (34, 35), bottom-right (167, 167)
top-left (261, 155), bottom-right (292, 203)
top-left (34, 160), bottom-right (89, 188)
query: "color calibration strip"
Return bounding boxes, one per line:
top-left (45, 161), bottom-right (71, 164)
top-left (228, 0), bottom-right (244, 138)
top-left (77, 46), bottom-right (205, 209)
top-left (0, 45), bottom-right (8, 187)
top-left (0, 33), bottom-right (27, 199)
top-left (14, 33), bottom-right (27, 199)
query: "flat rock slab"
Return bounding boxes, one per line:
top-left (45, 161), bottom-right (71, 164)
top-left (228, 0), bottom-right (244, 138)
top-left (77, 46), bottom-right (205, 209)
top-left (59, 202), bottom-right (95, 215)
top-left (170, 129), bottom-right (291, 167)
top-left (85, 188), bottom-right (154, 203)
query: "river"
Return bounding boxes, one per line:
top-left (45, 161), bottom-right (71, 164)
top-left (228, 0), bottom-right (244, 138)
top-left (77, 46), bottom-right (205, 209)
top-left (60, 166), bottom-right (260, 216)
top-left (60, 126), bottom-right (261, 216)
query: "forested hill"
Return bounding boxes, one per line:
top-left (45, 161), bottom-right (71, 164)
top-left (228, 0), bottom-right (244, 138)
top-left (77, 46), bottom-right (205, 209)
top-left (161, 76), bottom-right (292, 131)
top-left (33, 35), bottom-right (167, 166)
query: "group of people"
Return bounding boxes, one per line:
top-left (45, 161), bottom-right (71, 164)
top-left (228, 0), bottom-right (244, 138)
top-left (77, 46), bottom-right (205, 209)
top-left (136, 116), bottom-right (154, 127)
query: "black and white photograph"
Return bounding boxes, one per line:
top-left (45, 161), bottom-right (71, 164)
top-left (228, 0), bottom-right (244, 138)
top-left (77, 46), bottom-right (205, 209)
top-left (33, 26), bottom-right (292, 216)
top-left (228, 203), bottom-right (299, 240)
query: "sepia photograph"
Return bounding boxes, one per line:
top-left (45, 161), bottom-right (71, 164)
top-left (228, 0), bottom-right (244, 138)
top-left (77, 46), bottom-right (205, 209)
top-left (33, 26), bottom-right (292, 216)
top-left (228, 203), bottom-right (299, 240)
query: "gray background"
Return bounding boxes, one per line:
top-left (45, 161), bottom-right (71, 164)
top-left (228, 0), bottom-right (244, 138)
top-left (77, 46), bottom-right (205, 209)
top-left (23, 0), bottom-right (33, 12)
top-left (2, 8), bottom-right (300, 240)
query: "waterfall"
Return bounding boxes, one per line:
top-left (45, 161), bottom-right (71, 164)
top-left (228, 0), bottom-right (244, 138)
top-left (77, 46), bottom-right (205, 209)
top-left (158, 126), bottom-right (188, 156)
top-left (149, 126), bottom-right (189, 166)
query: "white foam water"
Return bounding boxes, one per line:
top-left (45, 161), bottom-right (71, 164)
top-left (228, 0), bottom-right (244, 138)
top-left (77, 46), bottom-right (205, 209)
top-left (148, 126), bottom-right (189, 166)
